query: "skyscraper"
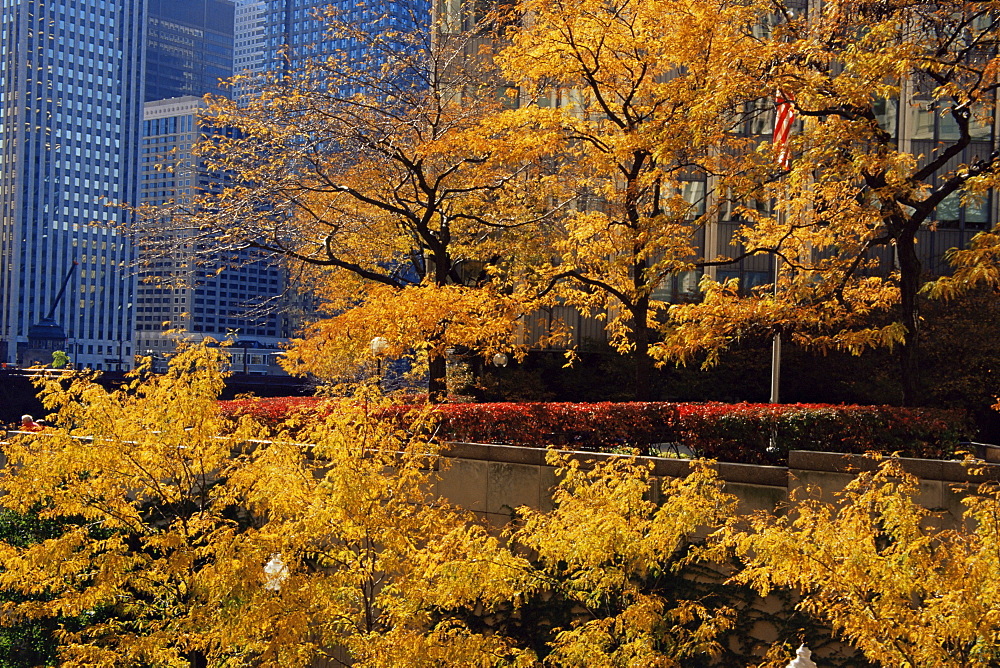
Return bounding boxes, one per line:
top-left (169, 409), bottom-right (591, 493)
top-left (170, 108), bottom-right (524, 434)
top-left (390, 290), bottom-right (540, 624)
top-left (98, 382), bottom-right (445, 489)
top-left (146, 0), bottom-right (235, 102)
top-left (0, 0), bottom-right (144, 369)
top-left (137, 97), bottom-right (288, 356)
top-left (139, 1), bottom-right (291, 358)
top-left (262, 0), bottom-right (430, 74)
top-left (233, 0), bottom-right (266, 79)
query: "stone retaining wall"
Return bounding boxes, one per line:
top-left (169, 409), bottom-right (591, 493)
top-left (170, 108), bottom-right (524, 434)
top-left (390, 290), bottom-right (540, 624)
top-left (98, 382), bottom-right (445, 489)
top-left (438, 442), bottom-right (1000, 525)
top-left (4, 432), bottom-right (994, 524)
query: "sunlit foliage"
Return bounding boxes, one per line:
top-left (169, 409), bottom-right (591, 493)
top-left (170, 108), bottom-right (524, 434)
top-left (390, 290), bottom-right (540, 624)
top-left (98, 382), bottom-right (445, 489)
top-left (136, 3), bottom-right (564, 399)
top-left (726, 459), bottom-right (1000, 668)
top-left (0, 344), bottom-right (740, 666)
top-left (664, 1), bottom-right (1000, 404)
top-left (496, 0), bottom-right (770, 399)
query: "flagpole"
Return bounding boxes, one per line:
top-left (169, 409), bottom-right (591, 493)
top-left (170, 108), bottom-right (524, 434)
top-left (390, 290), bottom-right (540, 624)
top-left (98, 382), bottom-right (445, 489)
top-left (771, 89), bottom-right (795, 406)
top-left (770, 247), bottom-right (781, 404)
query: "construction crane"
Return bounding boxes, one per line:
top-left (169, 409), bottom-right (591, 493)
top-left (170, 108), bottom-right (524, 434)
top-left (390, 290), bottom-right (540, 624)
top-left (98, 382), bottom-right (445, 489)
top-left (22, 261), bottom-right (78, 365)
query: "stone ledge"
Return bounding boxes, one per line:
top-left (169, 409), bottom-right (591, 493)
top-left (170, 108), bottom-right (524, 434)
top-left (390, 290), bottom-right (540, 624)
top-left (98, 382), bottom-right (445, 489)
top-left (442, 442), bottom-right (789, 487)
top-left (716, 461), bottom-right (788, 487)
top-left (442, 442), bottom-right (547, 466)
top-left (443, 443), bottom-right (1000, 487)
top-left (787, 450), bottom-right (1000, 483)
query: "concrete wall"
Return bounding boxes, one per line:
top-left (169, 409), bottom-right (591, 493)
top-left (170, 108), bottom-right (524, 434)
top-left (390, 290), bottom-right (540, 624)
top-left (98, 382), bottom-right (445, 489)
top-left (4, 432), bottom-right (993, 523)
top-left (436, 443), bottom-right (1000, 525)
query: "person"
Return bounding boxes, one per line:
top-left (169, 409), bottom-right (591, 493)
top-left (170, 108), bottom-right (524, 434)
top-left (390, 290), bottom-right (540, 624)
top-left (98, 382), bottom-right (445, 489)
top-left (20, 414), bottom-right (41, 432)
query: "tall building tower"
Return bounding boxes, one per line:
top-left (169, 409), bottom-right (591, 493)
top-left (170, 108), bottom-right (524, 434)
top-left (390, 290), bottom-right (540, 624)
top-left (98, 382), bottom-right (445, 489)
top-left (263, 0), bottom-right (328, 72)
top-left (233, 0), bottom-right (266, 103)
top-left (0, 0), bottom-right (144, 369)
top-left (262, 0), bottom-right (430, 74)
top-left (139, 2), bottom-right (291, 360)
top-left (146, 0), bottom-right (235, 102)
top-left (138, 98), bottom-right (288, 356)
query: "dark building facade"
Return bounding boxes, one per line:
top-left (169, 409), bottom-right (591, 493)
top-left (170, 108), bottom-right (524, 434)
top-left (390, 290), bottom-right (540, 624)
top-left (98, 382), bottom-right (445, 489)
top-left (140, 0), bottom-right (289, 359)
top-left (146, 0), bottom-right (235, 102)
top-left (138, 99), bottom-right (288, 355)
top-left (262, 0), bottom-right (430, 74)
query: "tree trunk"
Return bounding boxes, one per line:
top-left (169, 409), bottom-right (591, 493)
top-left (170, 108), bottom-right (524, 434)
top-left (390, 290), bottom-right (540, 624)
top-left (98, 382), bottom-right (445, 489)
top-left (633, 299), bottom-right (652, 402)
top-left (428, 351), bottom-right (448, 403)
top-left (896, 234), bottom-right (922, 406)
top-left (427, 247), bottom-right (451, 403)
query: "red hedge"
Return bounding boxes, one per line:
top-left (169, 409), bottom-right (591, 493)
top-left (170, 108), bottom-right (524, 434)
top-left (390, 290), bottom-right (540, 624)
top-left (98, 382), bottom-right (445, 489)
top-left (218, 398), bottom-right (970, 464)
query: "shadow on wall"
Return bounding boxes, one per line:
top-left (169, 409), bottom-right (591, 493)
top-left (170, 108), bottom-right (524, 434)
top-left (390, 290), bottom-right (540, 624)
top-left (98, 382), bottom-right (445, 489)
top-left (0, 372), bottom-right (44, 427)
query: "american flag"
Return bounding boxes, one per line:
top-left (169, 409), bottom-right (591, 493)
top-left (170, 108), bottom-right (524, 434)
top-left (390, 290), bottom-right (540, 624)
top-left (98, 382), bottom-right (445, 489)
top-left (774, 89), bottom-right (795, 169)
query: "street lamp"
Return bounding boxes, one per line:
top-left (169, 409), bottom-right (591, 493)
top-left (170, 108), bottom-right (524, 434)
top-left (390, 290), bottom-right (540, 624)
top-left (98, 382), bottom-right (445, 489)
top-left (785, 645), bottom-right (816, 668)
top-left (370, 336), bottom-right (389, 390)
top-left (492, 352), bottom-right (509, 368)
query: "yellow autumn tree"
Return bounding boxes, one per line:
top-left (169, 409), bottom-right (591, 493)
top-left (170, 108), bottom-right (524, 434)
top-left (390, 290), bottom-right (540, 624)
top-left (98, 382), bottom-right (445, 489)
top-left (0, 343), bottom-right (743, 667)
top-left (506, 454), bottom-right (738, 667)
top-left (188, 389), bottom-right (536, 667)
top-left (726, 459), bottom-right (1000, 668)
top-left (279, 282), bottom-right (546, 394)
top-left (0, 345), bottom-right (507, 666)
top-left (136, 1), bottom-right (564, 400)
top-left (662, 1), bottom-right (1000, 405)
top-left (0, 345), bottom-right (259, 666)
top-left (494, 0), bottom-right (771, 399)
top-left (213, 448), bottom-right (740, 667)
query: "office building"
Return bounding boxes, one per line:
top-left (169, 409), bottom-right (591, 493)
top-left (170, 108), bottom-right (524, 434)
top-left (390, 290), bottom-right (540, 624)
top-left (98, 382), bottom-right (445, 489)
top-left (233, 0), bottom-right (267, 103)
top-left (262, 0), bottom-right (330, 72)
top-left (140, 0), bottom-right (290, 358)
top-left (0, 0), bottom-right (144, 369)
top-left (138, 98), bottom-right (288, 356)
top-left (146, 0), bottom-right (235, 102)
top-left (262, 0), bottom-right (429, 74)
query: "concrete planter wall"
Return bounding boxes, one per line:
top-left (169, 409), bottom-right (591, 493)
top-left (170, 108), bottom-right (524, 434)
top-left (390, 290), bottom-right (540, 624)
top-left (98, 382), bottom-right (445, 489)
top-left (438, 442), bottom-right (1000, 525)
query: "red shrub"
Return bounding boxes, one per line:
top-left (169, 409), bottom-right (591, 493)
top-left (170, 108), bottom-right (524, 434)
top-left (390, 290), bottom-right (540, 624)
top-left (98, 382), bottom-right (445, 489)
top-left (219, 397), bottom-right (970, 463)
top-left (219, 396), bottom-right (322, 427)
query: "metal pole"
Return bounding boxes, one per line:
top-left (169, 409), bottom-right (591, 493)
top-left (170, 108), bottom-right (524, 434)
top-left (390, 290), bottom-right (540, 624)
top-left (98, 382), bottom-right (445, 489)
top-left (770, 254), bottom-right (781, 404)
top-left (770, 330), bottom-right (781, 404)
top-left (768, 252), bottom-right (782, 455)
top-left (770, 184), bottom-right (789, 406)
top-left (771, 255), bottom-right (781, 404)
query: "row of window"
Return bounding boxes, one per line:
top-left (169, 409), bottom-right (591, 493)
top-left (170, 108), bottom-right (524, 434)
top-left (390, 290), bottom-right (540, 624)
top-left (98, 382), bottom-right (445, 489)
top-left (136, 322), bottom-right (279, 337)
top-left (144, 114), bottom-right (198, 135)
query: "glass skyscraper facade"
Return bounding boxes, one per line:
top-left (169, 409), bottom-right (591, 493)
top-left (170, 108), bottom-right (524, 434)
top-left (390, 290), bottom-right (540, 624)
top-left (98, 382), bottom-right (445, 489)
top-left (262, 0), bottom-right (430, 73)
top-left (233, 0), bottom-right (266, 103)
top-left (138, 97), bottom-right (288, 355)
top-left (146, 0), bottom-right (235, 102)
top-left (263, 0), bottom-right (329, 71)
top-left (139, 3), bottom-right (290, 358)
top-left (0, 0), bottom-right (144, 369)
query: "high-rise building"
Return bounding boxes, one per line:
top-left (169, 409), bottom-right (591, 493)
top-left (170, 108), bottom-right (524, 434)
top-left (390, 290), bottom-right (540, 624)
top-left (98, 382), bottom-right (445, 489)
top-left (146, 0), bottom-right (235, 102)
top-left (0, 0), bottom-right (144, 369)
top-left (140, 1), bottom-right (291, 358)
top-left (262, 0), bottom-right (430, 74)
top-left (233, 0), bottom-right (266, 81)
top-left (138, 97), bottom-right (289, 356)
top-left (262, 0), bottom-right (328, 72)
